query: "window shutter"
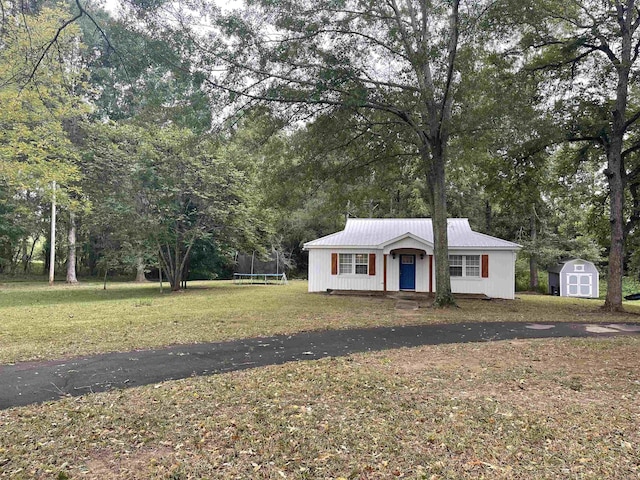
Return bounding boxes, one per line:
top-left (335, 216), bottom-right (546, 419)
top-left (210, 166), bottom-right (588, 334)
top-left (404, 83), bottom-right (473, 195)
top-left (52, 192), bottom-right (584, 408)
top-left (482, 254), bottom-right (489, 278)
top-left (369, 254), bottom-right (376, 276)
top-left (331, 253), bottom-right (338, 275)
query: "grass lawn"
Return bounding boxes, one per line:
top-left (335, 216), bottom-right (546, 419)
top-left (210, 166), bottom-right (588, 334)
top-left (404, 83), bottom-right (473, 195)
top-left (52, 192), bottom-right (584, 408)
top-left (1, 280), bottom-right (640, 478)
top-left (1, 337), bottom-right (639, 479)
top-left (1, 279), bottom-right (640, 364)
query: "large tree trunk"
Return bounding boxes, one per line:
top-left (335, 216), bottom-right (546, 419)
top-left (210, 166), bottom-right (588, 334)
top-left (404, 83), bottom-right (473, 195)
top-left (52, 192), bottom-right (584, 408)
top-left (29, 237), bottom-right (37, 270)
top-left (43, 241), bottom-right (50, 276)
top-left (48, 181), bottom-right (56, 286)
top-left (603, 7), bottom-right (634, 312)
top-left (158, 243), bottom-right (187, 291)
top-left (21, 237), bottom-right (28, 273)
top-left (485, 200), bottom-right (492, 235)
top-left (604, 137), bottom-right (625, 312)
top-left (66, 211), bottom-right (78, 284)
top-left (135, 257), bottom-right (147, 282)
top-left (167, 241), bottom-right (196, 292)
top-left (426, 143), bottom-right (455, 307)
top-left (529, 207), bottom-right (538, 291)
top-left (23, 235), bottom-right (37, 273)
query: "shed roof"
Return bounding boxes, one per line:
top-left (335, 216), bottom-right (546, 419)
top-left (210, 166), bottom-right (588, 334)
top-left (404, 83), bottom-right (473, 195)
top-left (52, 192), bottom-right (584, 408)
top-left (304, 218), bottom-right (521, 250)
top-left (548, 258), bottom-right (596, 274)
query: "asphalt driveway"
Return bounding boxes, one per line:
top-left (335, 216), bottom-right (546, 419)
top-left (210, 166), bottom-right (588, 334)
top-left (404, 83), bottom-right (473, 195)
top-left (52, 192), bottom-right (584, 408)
top-left (1, 321), bottom-right (639, 409)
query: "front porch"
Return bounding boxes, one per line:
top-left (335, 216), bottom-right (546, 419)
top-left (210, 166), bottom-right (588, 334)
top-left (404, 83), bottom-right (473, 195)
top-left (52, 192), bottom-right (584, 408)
top-left (325, 289), bottom-right (491, 301)
top-left (384, 248), bottom-right (432, 293)
top-left (379, 233), bottom-right (435, 293)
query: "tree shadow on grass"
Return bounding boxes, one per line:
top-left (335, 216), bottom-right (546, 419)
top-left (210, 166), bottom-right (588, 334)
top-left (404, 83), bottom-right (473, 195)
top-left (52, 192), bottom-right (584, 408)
top-left (0, 281), bottom-right (242, 308)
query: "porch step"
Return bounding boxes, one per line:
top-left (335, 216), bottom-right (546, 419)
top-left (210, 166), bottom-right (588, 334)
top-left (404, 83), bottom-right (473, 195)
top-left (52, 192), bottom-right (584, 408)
top-left (387, 292), bottom-right (434, 301)
top-left (325, 290), bottom-right (491, 301)
top-left (394, 299), bottom-right (420, 310)
top-left (325, 289), bottom-right (385, 297)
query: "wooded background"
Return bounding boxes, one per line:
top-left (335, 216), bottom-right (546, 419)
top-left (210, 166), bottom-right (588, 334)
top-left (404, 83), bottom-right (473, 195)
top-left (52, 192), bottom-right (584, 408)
top-left (1, 0), bottom-right (638, 309)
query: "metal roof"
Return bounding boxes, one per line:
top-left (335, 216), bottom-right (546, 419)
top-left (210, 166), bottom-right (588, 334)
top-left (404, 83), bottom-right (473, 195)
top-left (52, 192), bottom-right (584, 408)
top-left (548, 258), bottom-right (594, 273)
top-left (304, 218), bottom-right (521, 250)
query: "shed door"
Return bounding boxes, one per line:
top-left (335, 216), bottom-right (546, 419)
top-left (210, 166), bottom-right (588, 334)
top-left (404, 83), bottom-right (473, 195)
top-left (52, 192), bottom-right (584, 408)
top-left (566, 273), bottom-right (592, 297)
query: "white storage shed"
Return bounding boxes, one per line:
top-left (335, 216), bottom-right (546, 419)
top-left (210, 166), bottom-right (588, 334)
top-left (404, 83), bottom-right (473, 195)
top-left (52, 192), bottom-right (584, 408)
top-left (548, 259), bottom-right (599, 298)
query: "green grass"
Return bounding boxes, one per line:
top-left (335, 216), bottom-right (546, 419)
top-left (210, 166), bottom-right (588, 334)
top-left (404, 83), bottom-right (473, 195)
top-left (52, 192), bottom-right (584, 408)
top-left (1, 337), bottom-right (639, 479)
top-left (1, 279), bottom-right (640, 478)
top-left (1, 279), bottom-right (640, 364)
top-left (0, 280), bottom-right (392, 363)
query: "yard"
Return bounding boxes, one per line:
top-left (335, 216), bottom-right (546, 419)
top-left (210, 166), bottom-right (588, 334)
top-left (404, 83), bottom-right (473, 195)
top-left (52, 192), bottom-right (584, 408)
top-left (1, 279), bottom-right (640, 364)
top-left (1, 280), bottom-right (639, 478)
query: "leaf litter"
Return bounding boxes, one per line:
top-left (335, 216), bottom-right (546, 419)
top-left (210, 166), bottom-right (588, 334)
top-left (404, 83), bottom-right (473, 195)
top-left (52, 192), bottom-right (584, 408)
top-left (1, 337), bottom-right (639, 479)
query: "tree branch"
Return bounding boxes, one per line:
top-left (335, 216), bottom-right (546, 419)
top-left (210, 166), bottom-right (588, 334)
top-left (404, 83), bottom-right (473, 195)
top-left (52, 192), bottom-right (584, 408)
top-left (582, 41), bottom-right (620, 66)
top-left (270, 27), bottom-right (411, 62)
top-left (566, 134), bottom-right (605, 146)
top-left (439, 0), bottom-right (460, 140)
top-left (526, 47), bottom-right (599, 71)
top-left (26, 11), bottom-right (82, 83)
top-left (625, 108), bottom-right (640, 129)
top-left (632, 36), bottom-right (640, 64)
top-left (25, 0), bottom-right (116, 84)
top-left (622, 141), bottom-right (640, 159)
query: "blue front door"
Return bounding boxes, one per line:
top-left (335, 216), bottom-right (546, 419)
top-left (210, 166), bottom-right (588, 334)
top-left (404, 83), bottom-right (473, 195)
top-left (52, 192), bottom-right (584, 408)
top-left (399, 255), bottom-right (416, 290)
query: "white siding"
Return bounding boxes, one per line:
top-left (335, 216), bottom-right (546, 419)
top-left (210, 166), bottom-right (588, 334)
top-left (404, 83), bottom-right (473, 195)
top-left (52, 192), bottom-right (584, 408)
top-left (308, 249), bottom-right (384, 292)
top-left (387, 254), bottom-right (399, 291)
top-left (447, 250), bottom-right (516, 299)
top-left (308, 248), bottom-right (517, 299)
top-left (309, 249), bottom-right (432, 293)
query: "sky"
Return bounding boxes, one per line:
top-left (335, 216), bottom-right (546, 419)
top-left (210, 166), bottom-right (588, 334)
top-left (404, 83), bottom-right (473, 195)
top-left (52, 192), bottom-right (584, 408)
top-left (100, 0), bottom-right (241, 17)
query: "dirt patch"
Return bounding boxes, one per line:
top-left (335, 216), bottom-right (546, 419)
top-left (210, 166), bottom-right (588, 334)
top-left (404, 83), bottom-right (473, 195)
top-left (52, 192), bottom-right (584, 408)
top-left (84, 446), bottom-right (174, 478)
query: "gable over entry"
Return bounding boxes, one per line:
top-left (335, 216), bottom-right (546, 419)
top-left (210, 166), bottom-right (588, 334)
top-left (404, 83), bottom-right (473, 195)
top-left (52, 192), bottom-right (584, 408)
top-left (304, 218), bottom-right (521, 299)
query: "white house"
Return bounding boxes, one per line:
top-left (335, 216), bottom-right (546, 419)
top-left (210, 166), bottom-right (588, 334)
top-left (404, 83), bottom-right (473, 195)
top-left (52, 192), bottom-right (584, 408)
top-left (303, 218), bottom-right (521, 299)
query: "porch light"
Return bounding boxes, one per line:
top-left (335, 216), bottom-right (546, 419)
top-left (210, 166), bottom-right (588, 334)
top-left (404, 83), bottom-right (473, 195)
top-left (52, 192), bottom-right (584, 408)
top-left (392, 253), bottom-right (396, 259)
top-left (420, 253), bottom-right (424, 259)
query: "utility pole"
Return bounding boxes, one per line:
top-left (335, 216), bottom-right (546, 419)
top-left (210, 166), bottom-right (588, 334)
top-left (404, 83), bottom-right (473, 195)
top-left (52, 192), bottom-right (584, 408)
top-left (48, 181), bottom-right (56, 286)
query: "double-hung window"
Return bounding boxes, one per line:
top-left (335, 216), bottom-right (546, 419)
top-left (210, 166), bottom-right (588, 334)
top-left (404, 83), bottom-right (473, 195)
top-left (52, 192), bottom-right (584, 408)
top-left (465, 255), bottom-right (480, 277)
top-left (338, 253), bottom-right (369, 275)
top-left (449, 255), bottom-right (480, 277)
top-left (354, 254), bottom-right (368, 274)
top-left (449, 255), bottom-right (463, 277)
top-left (339, 253), bottom-right (353, 274)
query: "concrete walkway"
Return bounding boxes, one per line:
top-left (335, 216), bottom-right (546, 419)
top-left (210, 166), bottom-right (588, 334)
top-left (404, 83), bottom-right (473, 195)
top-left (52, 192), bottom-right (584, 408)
top-left (1, 321), bottom-right (639, 410)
